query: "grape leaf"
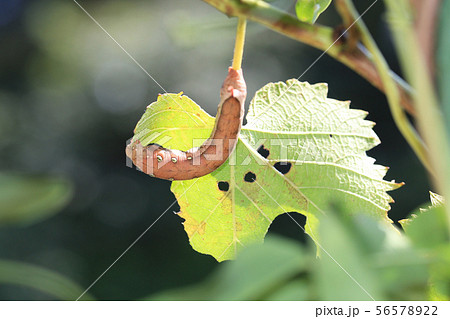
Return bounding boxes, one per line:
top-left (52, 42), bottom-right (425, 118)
top-left (132, 92), bottom-right (215, 149)
top-left (399, 192), bottom-right (449, 300)
top-left (399, 191), bottom-right (445, 230)
top-left (130, 80), bottom-right (402, 261)
top-left (430, 191), bottom-right (445, 207)
top-left (295, 0), bottom-right (332, 24)
top-left (399, 191), bottom-right (448, 249)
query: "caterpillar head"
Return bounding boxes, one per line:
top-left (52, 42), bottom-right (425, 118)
top-left (221, 67), bottom-right (247, 105)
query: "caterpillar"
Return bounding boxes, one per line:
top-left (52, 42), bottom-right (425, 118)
top-left (126, 67), bottom-right (247, 181)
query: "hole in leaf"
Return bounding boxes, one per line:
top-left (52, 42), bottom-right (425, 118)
top-left (274, 162), bottom-right (292, 174)
top-left (218, 181), bottom-right (229, 192)
top-left (257, 145), bottom-right (270, 159)
top-left (268, 212), bottom-right (309, 244)
top-left (244, 172), bottom-right (256, 183)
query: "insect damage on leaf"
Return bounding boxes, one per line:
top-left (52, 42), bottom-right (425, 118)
top-left (273, 162), bottom-right (292, 175)
top-left (257, 145), bottom-right (270, 158)
top-left (168, 79), bottom-right (403, 262)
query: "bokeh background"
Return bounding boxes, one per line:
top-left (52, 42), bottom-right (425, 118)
top-left (0, 0), bottom-right (430, 300)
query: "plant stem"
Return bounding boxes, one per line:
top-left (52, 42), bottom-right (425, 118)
top-left (201, 0), bottom-right (416, 115)
top-left (334, 0), bottom-right (432, 175)
top-left (334, 0), bottom-right (359, 51)
top-left (384, 0), bottom-right (450, 231)
top-left (232, 17), bottom-right (247, 70)
top-left (410, 0), bottom-right (441, 77)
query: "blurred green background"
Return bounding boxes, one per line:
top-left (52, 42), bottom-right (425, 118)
top-left (0, 0), bottom-right (430, 300)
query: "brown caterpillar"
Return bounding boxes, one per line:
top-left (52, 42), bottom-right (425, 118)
top-left (126, 67), bottom-right (247, 181)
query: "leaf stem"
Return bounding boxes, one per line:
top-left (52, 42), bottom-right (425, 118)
top-left (232, 17), bottom-right (247, 70)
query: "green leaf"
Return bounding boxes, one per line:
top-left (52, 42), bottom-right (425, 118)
top-left (368, 228), bottom-right (429, 300)
top-left (265, 278), bottom-right (309, 301)
top-left (400, 191), bottom-right (448, 249)
top-left (430, 191), bottom-right (445, 207)
top-left (314, 211), bottom-right (383, 300)
top-left (207, 235), bottom-right (309, 300)
top-left (145, 235), bottom-right (309, 300)
top-left (400, 193), bottom-right (450, 300)
top-left (427, 245), bottom-right (450, 301)
top-left (401, 206), bottom-right (450, 300)
top-left (130, 80), bottom-right (401, 261)
top-left (0, 173), bottom-right (73, 226)
top-left (295, 0), bottom-right (332, 23)
top-left (315, 207), bottom-right (428, 300)
top-left (401, 205), bottom-right (449, 250)
top-left (0, 259), bottom-right (94, 300)
top-left (132, 92), bottom-right (214, 150)
top-left (146, 212), bottom-right (428, 301)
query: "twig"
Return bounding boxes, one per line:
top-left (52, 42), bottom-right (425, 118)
top-left (335, 0), bottom-right (432, 174)
top-left (334, 0), bottom-right (360, 51)
top-left (201, 0), bottom-right (416, 115)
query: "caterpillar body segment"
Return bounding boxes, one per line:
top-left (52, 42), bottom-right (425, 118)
top-left (126, 67), bottom-right (247, 181)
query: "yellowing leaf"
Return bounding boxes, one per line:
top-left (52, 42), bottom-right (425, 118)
top-left (132, 93), bottom-right (214, 150)
top-left (130, 80), bottom-right (402, 261)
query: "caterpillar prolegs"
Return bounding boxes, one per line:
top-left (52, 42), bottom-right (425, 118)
top-left (125, 67), bottom-right (247, 181)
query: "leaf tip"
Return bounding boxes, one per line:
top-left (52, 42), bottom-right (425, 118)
top-left (391, 181), bottom-right (405, 191)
